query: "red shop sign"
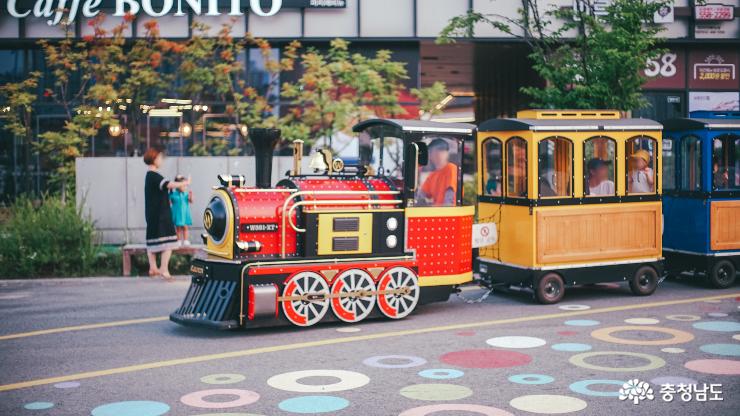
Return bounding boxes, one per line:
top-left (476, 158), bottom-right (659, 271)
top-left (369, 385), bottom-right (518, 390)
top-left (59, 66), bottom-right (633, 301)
top-left (689, 50), bottom-right (740, 90)
top-left (643, 50), bottom-right (686, 89)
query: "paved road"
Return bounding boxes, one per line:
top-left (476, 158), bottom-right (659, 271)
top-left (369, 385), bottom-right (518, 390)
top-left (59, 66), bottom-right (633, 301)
top-left (0, 277), bottom-right (738, 416)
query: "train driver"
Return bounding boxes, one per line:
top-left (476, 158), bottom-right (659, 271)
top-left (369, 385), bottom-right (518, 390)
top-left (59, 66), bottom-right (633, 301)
top-left (419, 138), bottom-right (458, 206)
top-left (586, 158), bottom-right (615, 196)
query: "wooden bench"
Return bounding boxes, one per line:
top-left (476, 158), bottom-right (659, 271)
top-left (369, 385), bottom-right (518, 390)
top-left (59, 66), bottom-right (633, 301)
top-left (122, 243), bottom-right (205, 276)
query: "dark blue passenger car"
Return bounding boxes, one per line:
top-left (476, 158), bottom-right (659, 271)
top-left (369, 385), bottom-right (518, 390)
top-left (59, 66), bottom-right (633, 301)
top-left (662, 111), bottom-right (740, 288)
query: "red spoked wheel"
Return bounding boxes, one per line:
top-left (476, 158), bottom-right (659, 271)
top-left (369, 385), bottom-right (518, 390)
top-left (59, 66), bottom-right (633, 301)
top-left (330, 269), bottom-right (376, 323)
top-left (376, 267), bottom-right (419, 319)
top-left (281, 271), bottom-right (330, 327)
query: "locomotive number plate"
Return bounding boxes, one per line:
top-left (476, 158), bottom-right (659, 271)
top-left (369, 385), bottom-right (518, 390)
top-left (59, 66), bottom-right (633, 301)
top-left (242, 223), bottom-right (279, 233)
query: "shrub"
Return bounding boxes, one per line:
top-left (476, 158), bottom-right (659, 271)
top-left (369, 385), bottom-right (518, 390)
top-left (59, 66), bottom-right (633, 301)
top-left (0, 196), bottom-right (99, 278)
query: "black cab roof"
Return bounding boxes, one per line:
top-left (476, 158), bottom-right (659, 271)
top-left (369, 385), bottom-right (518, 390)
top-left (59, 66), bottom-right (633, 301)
top-left (352, 119), bottom-right (475, 135)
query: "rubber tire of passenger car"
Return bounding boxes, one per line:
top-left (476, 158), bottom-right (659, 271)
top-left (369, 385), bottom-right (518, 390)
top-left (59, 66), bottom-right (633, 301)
top-left (535, 272), bottom-right (565, 304)
top-left (707, 260), bottom-right (736, 289)
top-left (629, 265), bottom-right (659, 296)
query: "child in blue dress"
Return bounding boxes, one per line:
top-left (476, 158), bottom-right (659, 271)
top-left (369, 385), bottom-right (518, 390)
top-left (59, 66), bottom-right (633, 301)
top-left (170, 175), bottom-right (193, 246)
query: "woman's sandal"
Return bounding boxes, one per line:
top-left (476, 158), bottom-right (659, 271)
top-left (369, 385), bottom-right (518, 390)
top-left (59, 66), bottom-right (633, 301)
top-left (148, 269), bottom-right (160, 278)
top-left (161, 273), bottom-right (175, 282)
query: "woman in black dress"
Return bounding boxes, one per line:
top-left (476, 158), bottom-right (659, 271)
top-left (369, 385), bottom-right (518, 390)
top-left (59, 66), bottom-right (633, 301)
top-left (143, 148), bottom-right (190, 280)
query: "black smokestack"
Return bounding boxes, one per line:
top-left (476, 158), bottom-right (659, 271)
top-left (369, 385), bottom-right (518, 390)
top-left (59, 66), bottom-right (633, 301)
top-left (248, 128), bottom-right (281, 189)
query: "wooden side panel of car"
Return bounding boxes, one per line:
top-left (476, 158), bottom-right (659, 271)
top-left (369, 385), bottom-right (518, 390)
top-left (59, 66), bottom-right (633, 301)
top-left (535, 202), bottom-right (661, 265)
top-left (710, 200), bottom-right (740, 251)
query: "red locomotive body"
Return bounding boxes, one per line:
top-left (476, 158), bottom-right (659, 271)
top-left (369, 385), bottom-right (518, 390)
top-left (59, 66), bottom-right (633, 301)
top-left (171, 121), bottom-right (476, 329)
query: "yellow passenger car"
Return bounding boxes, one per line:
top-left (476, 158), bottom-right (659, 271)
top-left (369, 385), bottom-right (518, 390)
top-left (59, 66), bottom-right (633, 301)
top-left (475, 110), bottom-right (664, 303)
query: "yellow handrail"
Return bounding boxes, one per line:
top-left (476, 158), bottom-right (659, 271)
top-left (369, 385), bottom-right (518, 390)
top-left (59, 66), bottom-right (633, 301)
top-left (279, 190), bottom-right (401, 258)
top-left (287, 199), bottom-right (403, 233)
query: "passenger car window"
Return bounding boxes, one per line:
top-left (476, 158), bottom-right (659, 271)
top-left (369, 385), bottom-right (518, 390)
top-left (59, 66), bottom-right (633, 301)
top-left (416, 136), bottom-right (462, 207)
top-left (662, 138), bottom-right (676, 191)
top-left (506, 137), bottom-right (527, 198)
top-left (626, 136), bottom-right (657, 195)
top-left (713, 134), bottom-right (740, 190)
top-left (538, 137), bottom-right (573, 198)
top-left (482, 138), bottom-right (503, 196)
top-left (584, 137), bottom-right (616, 197)
top-left (680, 135), bottom-right (701, 192)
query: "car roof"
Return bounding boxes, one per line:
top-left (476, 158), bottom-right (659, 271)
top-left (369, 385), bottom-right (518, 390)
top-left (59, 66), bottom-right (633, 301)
top-left (478, 118), bottom-right (663, 132)
top-left (662, 118), bottom-right (740, 131)
top-left (352, 119), bottom-right (476, 135)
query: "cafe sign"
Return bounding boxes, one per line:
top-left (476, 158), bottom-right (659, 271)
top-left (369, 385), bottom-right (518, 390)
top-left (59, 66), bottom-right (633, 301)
top-left (689, 50), bottom-right (739, 90)
top-left (5, 0), bottom-right (346, 26)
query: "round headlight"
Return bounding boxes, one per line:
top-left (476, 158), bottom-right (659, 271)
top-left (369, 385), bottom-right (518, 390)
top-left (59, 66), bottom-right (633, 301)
top-left (204, 195), bottom-right (228, 244)
top-left (386, 235), bottom-right (398, 249)
top-left (386, 217), bottom-right (398, 231)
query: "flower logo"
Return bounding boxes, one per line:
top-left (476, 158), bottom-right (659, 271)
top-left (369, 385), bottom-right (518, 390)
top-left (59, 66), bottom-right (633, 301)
top-left (619, 379), bottom-right (655, 405)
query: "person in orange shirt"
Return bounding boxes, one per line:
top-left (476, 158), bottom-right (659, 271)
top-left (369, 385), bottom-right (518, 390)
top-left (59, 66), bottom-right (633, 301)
top-left (419, 138), bottom-right (458, 206)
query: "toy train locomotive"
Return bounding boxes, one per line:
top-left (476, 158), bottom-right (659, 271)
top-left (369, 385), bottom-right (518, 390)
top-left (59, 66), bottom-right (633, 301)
top-left (171, 110), bottom-right (738, 330)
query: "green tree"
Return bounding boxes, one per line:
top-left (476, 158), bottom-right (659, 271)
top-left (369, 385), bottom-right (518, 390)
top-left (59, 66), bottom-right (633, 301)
top-left (36, 16), bottom-right (124, 199)
top-left (439, 0), bottom-right (667, 111)
top-left (412, 81), bottom-right (449, 119)
top-left (282, 39), bottom-right (410, 149)
top-left (0, 72), bottom-right (41, 194)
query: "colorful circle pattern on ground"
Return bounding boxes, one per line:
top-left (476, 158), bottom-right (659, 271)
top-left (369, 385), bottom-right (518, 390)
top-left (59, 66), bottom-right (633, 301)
top-left (624, 318), bottom-right (660, 325)
top-left (200, 373), bottom-right (246, 385)
top-left (91, 401), bottom-right (170, 416)
top-left (693, 321), bottom-right (740, 332)
top-left (180, 389), bottom-right (260, 409)
top-left (278, 396), bottom-right (349, 414)
top-left (590, 325), bottom-right (694, 346)
top-left (418, 369), bottom-right (464, 380)
top-left (564, 320), bottom-right (600, 326)
top-left (508, 374), bottom-right (554, 385)
top-left (685, 359), bottom-right (740, 375)
top-left (399, 384), bottom-right (473, 401)
top-left (569, 379), bottom-right (624, 397)
top-left (363, 355), bottom-right (427, 368)
top-left (440, 349), bottom-right (532, 369)
top-left (569, 351), bottom-right (665, 372)
top-left (665, 314), bottom-right (701, 322)
top-left (399, 404), bottom-right (514, 416)
top-left (551, 343), bottom-right (592, 352)
top-left (267, 370), bottom-right (369, 393)
top-left (485, 336), bottom-right (546, 349)
top-left (24, 402), bottom-right (54, 410)
top-left (509, 394), bottom-right (587, 414)
top-left (699, 343), bottom-right (740, 357)
top-left (558, 304), bottom-right (590, 311)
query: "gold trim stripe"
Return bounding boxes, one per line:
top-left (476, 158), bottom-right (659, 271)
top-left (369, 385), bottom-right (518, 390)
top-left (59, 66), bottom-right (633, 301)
top-left (419, 272), bottom-right (473, 286)
top-left (405, 206), bottom-right (475, 218)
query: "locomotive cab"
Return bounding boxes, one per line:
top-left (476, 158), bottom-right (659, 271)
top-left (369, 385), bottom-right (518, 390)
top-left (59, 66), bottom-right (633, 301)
top-left (171, 120), bottom-right (476, 329)
top-left (662, 111), bottom-right (740, 288)
top-left (475, 110), bottom-right (664, 303)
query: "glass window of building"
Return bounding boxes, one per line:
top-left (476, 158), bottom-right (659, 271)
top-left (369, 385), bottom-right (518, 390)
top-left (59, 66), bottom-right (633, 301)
top-left (680, 135), bottom-right (701, 192)
top-left (482, 138), bottom-right (502, 196)
top-left (712, 134), bottom-right (740, 191)
top-left (626, 136), bottom-right (657, 194)
top-left (538, 137), bottom-right (572, 198)
top-left (584, 137), bottom-right (616, 197)
top-left (663, 137), bottom-right (676, 191)
top-left (506, 137), bottom-right (527, 198)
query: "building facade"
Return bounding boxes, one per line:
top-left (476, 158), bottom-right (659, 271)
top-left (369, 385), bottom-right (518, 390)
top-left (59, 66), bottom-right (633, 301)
top-left (1, 0), bottom-right (739, 198)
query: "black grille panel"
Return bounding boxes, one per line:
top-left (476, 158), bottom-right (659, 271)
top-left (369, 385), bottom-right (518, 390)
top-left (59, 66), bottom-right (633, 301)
top-left (333, 217), bottom-right (360, 232)
top-left (175, 279), bottom-right (237, 322)
top-left (333, 237), bottom-right (359, 251)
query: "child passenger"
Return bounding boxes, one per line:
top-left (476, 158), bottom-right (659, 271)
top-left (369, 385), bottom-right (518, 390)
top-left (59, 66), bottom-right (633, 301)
top-left (170, 175), bottom-right (193, 246)
top-left (628, 149), bottom-right (654, 194)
